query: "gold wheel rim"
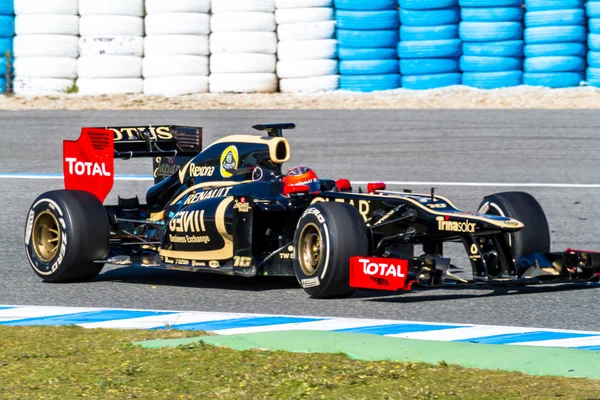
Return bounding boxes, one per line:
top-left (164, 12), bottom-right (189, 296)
top-left (32, 211), bottom-right (61, 263)
top-left (298, 223), bottom-right (322, 276)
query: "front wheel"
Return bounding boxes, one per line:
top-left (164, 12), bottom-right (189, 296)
top-left (293, 202), bottom-right (369, 299)
top-left (24, 190), bottom-right (110, 283)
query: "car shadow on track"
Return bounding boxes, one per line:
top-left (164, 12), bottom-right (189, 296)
top-left (94, 266), bottom-right (300, 292)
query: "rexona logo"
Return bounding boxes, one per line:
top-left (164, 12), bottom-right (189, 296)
top-left (65, 158), bottom-right (111, 176)
top-left (436, 216), bottom-right (476, 233)
top-left (220, 145), bottom-right (239, 178)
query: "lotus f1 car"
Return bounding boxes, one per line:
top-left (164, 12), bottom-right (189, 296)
top-left (24, 123), bottom-right (600, 298)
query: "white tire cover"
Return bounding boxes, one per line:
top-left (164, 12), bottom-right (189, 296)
top-left (275, 8), bottom-right (334, 24)
top-left (145, 13), bottom-right (210, 36)
top-left (14, 57), bottom-right (77, 79)
top-left (78, 56), bottom-right (142, 78)
top-left (77, 78), bottom-right (143, 94)
top-left (15, 15), bottom-right (79, 35)
top-left (211, 0), bottom-right (275, 12)
top-left (78, 0), bottom-right (144, 17)
top-left (145, 0), bottom-right (210, 14)
top-left (277, 21), bottom-right (336, 41)
top-left (277, 39), bottom-right (337, 61)
top-left (144, 35), bottom-right (209, 56)
top-left (80, 16), bottom-right (144, 36)
top-left (14, 35), bottom-right (79, 58)
top-left (79, 36), bottom-right (144, 56)
top-left (211, 12), bottom-right (276, 32)
top-left (13, 78), bottom-right (75, 95)
top-left (14, 0), bottom-right (77, 15)
top-left (209, 73), bottom-right (278, 93)
top-left (143, 76), bottom-right (209, 96)
top-left (279, 75), bottom-right (339, 92)
top-left (143, 55), bottom-right (209, 78)
top-left (276, 59), bottom-right (338, 78)
top-left (210, 54), bottom-right (276, 73)
top-left (209, 32), bottom-right (277, 54)
top-left (275, 0), bottom-right (333, 8)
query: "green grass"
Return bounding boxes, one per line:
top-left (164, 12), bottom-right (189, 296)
top-left (0, 326), bottom-right (598, 400)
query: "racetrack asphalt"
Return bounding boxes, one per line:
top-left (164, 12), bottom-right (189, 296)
top-left (2, 110), bottom-right (600, 332)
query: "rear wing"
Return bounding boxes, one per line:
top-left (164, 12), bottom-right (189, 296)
top-left (63, 125), bottom-right (203, 202)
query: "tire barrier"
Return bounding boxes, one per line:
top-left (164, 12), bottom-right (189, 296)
top-left (3, 1), bottom-right (600, 95)
top-left (76, 0), bottom-right (144, 95)
top-left (276, 0), bottom-right (339, 92)
top-left (459, 0), bottom-right (524, 89)
top-left (399, 0), bottom-right (461, 90)
top-left (209, 0), bottom-right (278, 93)
top-left (0, 0), bottom-right (12, 94)
top-left (143, 0), bottom-right (210, 96)
top-left (523, 0), bottom-right (587, 88)
top-left (336, 0), bottom-right (400, 92)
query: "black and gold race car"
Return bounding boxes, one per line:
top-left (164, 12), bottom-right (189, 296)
top-left (24, 123), bottom-right (600, 298)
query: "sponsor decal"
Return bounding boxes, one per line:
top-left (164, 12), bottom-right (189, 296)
top-left (110, 126), bottom-right (173, 141)
top-left (175, 258), bottom-right (190, 266)
top-left (358, 258), bottom-right (406, 278)
top-left (300, 277), bottom-right (320, 288)
top-left (184, 186), bottom-right (233, 206)
top-left (349, 256), bottom-right (410, 291)
top-left (427, 203), bottom-right (447, 209)
top-left (233, 256), bottom-right (252, 267)
top-left (279, 251), bottom-right (294, 259)
top-left (168, 234), bottom-right (211, 244)
top-left (375, 209), bottom-right (396, 225)
top-left (220, 145), bottom-right (239, 178)
top-left (436, 216), bottom-right (476, 233)
top-left (65, 158), bottom-right (111, 177)
top-left (169, 210), bottom-right (206, 233)
top-left (233, 200), bottom-right (251, 213)
top-left (189, 164), bottom-right (215, 178)
top-left (310, 197), bottom-right (370, 221)
top-left (469, 243), bottom-right (481, 260)
top-left (478, 202), bottom-right (490, 214)
top-left (209, 260), bottom-right (220, 269)
top-left (303, 207), bottom-right (325, 224)
top-left (191, 260), bottom-right (206, 267)
top-left (24, 210), bottom-right (35, 246)
top-left (504, 221), bottom-right (519, 226)
top-left (154, 157), bottom-right (180, 180)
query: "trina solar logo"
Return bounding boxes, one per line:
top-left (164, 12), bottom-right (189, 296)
top-left (436, 216), bottom-right (476, 233)
top-left (220, 145), bottom-right (239, 178)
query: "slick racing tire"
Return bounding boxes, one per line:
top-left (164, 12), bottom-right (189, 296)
top-left (24, 190), bottom-right (110, 283)
top-left (293, 202), bottom-right (369, 299)
top-left (476, 191), bottom-right (550, 269)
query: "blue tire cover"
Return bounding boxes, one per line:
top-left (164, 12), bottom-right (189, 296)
top-left (0, 57), bottom-right (7, 75)
top-left (459, 0), bottom-right (522, 6)
top-left (338, 47), bottom-right (398, 60)
top-left (523, 71), bottom-right (584, 87)
top-left (401, 73), bottom-right (461, 90)
top-left (337, 29), bottom-right (399, 48)
top-left (586, 67), bottom-right (600, 81)
top-left (525, 0), bottom-right (584, 12)
top-left (0, 0), bottom-right (14, 15)
top-left (524, 56), bottom-right (585, 72)
top-left (459, 22), bottom-right (523, 42)
top-left (400, 0), bottom-right (457, 10)
top-left (460, 55), bottom-right (523, 72)
top-left (400, 58), bottom-right (459, 74)
top-left (588, 51), bottom-right (600, 68)
top-left (524, 26), bottom-right (587, 44)
top-left (461, 7), bottom-right (524, 22)
top-left (339, 59), bottom-right (399, 75)
top-left (0, 37), bottom-right (12, 56)
top-left (462, 71), bottom-right (523, 88)
top-left (400, 7), bottom-right (460, 27)
top-left (0, 16), bottom-right (14, 37)
top-left (524, 42), bottom-right (586, 57)
top-left (589, 18), bottom-right (600, 34)
top-left (590, 33), bottom-right (600, 51)
top-left (0, 78), bottom-right (7, 94)
top-left (398, 38), bottom-right (462, 58)
top-left (339, 74), bottom-right (401, 91)
top-left (588, 2), bottom-right (600, 18)
top-left (334, 0), bottom-right (397, 11)
top-left (400, 25), bottom-right (458, 41)
top-left (335, 10), bottom-right (399, 30)
top-left (463, 40), bottom-right (524, 57)
top-left (525, 9), bottom-right (586, 28)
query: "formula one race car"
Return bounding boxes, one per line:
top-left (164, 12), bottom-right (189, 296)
top-left (24, 123), bottom-right (600, 298)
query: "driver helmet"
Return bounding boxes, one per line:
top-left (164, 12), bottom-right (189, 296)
top-left (282, 166), bottom-right (320, 194)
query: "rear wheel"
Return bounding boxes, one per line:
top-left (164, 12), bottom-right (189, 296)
top-left (476, 191), bottom-right (550, 271)
top-left (293, 202), bottom-right (369, 298)
top-left (24, 190), bottom-right (110, 283)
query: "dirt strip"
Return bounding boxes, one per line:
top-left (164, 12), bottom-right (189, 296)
top-left (2, 85), bottom-right (600, 110)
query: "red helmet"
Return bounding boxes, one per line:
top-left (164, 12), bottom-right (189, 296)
top-left (282, 166), bottom-right (320, 194)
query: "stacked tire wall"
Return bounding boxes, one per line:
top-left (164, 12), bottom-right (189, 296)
top-left (3, 1), bottom-right (600, 95)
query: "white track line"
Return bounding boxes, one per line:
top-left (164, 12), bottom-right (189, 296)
top-left (1, 173), bottom-right (599, 188)
top-left (388, 326), bottom-right (539, 341)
